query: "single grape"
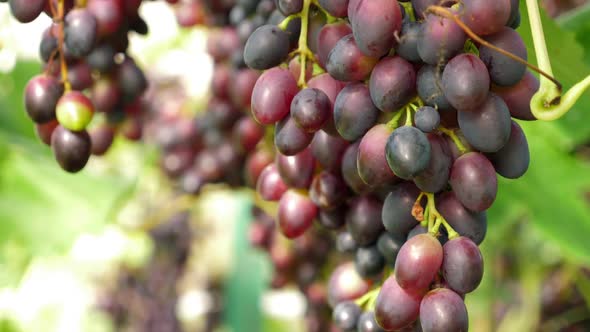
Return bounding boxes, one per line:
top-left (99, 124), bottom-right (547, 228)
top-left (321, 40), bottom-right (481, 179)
top-left (355, 245), bottom-right (385, 278)
top-left (414, 106), bottom-right (440, 133)
top-left (417, 65), bottom-right (454, 111)
top-left (87, 43), bottom-right (116, 73)
top-left (334, 83), bottom-right (380, 141)
top-left (291, 88), bottom-right (331, 132)
top-left (307, 73), bottom-right (347, 135)
top-left (337, 231), bottom-right (358, 253)
top-left (24, 74), bottom-right (64, 124)
top-left (311, 130), bottom-right (350, 173)
top-left (328, 262), bottom-right (371, 307)
top-left (461, 0), bottom-right (511, 36)
top-left (244, 25), bottom-right (290, 70)
top-left (244, 149), bottom-right (274, 188)
top-left (35, 120), bottom-right (59, 146)
top-left (232, 116), bottom-right (265, 153)
top-left (87, 0), bottom-right (123, 37)
top-left (276, 147), bottom-right (315, 188)
top-left (274, 115), bottom-right (314, 155)
top-left (277, 0), bottom-right (302, 15)
top-left (369, 56), bottom-right (416, 112)
top-left (374, 275), bottom-right (422, 331)
top-left (358, 124), bottom-right (398, 187)
top-left (278, 189), bottom-right (318, 238)
top-left (442, 54), bottom-right (490, 111)
top-left (349, 0), bottom-right (402, 57)
top-left (449, 152), bottom-right (498, 212)
top-left (319, 208), bottom-right (346, 230)
top-left (229, 68), bottom-right (260, 109)
top-left (436, 191), bottom-right (487, 245)
top-left (382, 182), bottom-right (421, 237)
top-left (407, 224), bottom-right (428, 240)
top-left (419, 288), bottom-right (468, 332)
top-left (442, 236), bottom-right (484, 294)
top-left (346, 196), bottom-right (384, 246)
top-left (326, 34), bottom-right (379, 82)
top-left (342, 142), bottom-right (371, 194)
top-left (385, 126), bottom-right (431, 180)
top-left (357, 311), bottom-right (385, 332)
top-left (479, 27), bottom-right (527, 86)
top-left (395, 233), bottom-right (443, 293)
top-left (492, 71), bottom-right (539, 121)
top-left (51, 126), bottom-right (92, 173)
top-left (256, 164), bottom-right (289, 201)
top-left (317, 22), bottom-right (353, 68)
top-left (118, 57), bottom-right (148, 102)
top-left (56, 91), bottom-right (95, 132)
top-left (486, 121), bottom-right (530, 179)
top-left (9, 0), bottom-right (45, 23)
top-left (417, 13), bottom-right (466, 65)
top-left (251, 67), bottom-right (299, 124)
top-left (64, 8), bottom-right (98, 58)
top-left (458, 93), bottom-right (512, 153)
top-left (333, 301), bottom-right (361, 331)
top-left (413, 134), bottom-right (452, 193)
top-left (395, 20), bottom-right (422, 63)
top-left (309, 171), bottom-right (349, 210)
top-left (319, 0), bottom-right (349, 17)
top-left (89, 125), bottom-right (115, 156)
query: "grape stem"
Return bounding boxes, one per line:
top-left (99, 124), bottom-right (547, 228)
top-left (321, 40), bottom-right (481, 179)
top-left (354, 287), bottom-right (381, 311)
top-left (423, 193), bottom-right (460, 239)
top-left (525, 0), bottom-right (590, 121)
top-left (439, 126), bottom-right (468, 154)
top-left (56, 0), bottom-right (72, 92)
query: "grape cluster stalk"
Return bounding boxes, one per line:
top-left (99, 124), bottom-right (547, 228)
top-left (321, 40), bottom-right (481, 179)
top-left (2, 0), bottom-right (585, 331)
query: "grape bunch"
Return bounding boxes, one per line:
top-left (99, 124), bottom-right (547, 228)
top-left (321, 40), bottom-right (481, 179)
top-left (242, 0), bottom-right (539, 330)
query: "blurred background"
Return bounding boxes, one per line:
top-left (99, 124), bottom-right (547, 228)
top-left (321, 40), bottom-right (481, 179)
top-left (1, 0), bottom-right (590, 331)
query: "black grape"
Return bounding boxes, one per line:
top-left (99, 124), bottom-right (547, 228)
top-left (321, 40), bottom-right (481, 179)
top-left (244, 25), bottom-right (290, 70)
top-left (377, 232), bottom-right (404, 266)
top-left (369, 56), bottom-right (416, 112)
top-left (334, 83), bottom-right (380, 141)
top-left (436, 191), bottom-right (487, 245)
top-left (24, 75), bottom-right (64, 124)
top-left (274, 115), bottom-right (314, 155)
top-left (317, 22), bottom-right (353, 69)
top-left (442, 54), bottom-right (490, 111)
top-left (385, 126), bottom-right (431, 180)
top-left (319, 208), bottom-right (346, 230)
top-left (51, 126), bottom-right (92, 173)
top-left (337, 232), bottom-right (358, 253)
top-left (417, 65), bottom-right (454, 111)
top-left (64, 9), bottom-right (98, 58)
top-left (382, 182), bottom-right (421, 237)
top-left (9, 0), bottom-right (45, 23)
top-left (118, 57), bottom-right (147, 102)
top-left (395, 20), bottom-right (422, 63)
top-left (413, 134), bottom-right (451, 193)
top-left (311, 130), bottom-right (350, 173)
top-left (346, 196), bottom-right (384, 246)
top-left (290, 88), bottom-right (331, 133)
top-left (87, 43), bottom-right (116, 73)
top-left (355, 245), bottom-right (385, 278)
top-left (417, 13), bottom-right (466, 66)
top-left (479, 27), bottom-right (527, 86)
top-left (333, 301), bottom-right (361, 330)
top-left (458, 93), bottom-right (512, 153)
top-left (357, 311), bottom-right (385, 332)
top-left (277, 0), bottom-right (302, 16)
top-left (442, 236), bottom-right (484, 294)
top-left (414, 106), bottom-right (440, 133)
top-left (486, 121), bottom-right (530, 179)
top-left (309, 171), bottom-right (349, 210)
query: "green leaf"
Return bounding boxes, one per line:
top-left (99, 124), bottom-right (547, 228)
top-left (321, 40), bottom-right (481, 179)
top-left (517, 2), bottom-right (590, 148)
top-left (556, 3), bottom-right (590, 66)
top-left (489, 121), bottom-right (590, 264)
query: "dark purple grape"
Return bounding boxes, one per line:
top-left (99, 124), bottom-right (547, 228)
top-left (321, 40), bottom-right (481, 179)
top-left (346, 196), bottom-right (384, 246)
top-left (51, 126), bottom-right (91, 173)
top-left (385, 126), bottom-right (431, 180)
top-left (369, 56), bottom-right (416, 112)
top-left (442, 237), bottom-right (484, 294)
top-left (417, 65), bottom-right (453, 111)
top-left (395, 233), bottom-right (443, 293)
top-left (24, 75), bottom-right (63, 123)
top-left (274, 115), bottom-right (314, 155)
top-left (67, 61), bottom-right (93, 91)
top-left (461, 0), bottom-right (511, 36)
top-left (342, 142), bottom-right (371, 194)
top-left (39, 26), bottom-right (58, 63)
top-left (290, 88), bottom-right (331, 132)
top-left (244, 25), bottom-right (290, 70)
top-left (382, 182), bottom-right (421, 237)
top-left (377, 232), bottom-right (404, 266)
top-left (419, 288), bottom-right (468, 332)
top-left (251, 67), bottom-right (299, 124)
top-left (307, 73), bottom-right (347, 135)
top-left (357, 311), bottom-right (385, 332)
top-left (311, 130), bottom-right (349, 173)
top-left (337, 231), bottom-right (358, 253)
top-left (417, 13), bottom-right (466, 65)
top-left (458, 93), bottom-right (512, 153)
top-left (414, 106), bottom-right (440, 133)
top-left (355, 245), bottom-right (385, 278)
top-left (333, 301), bottom-right (361, 330)
top-left (357, 124), bottom-right (398, 187)
top-left (9, 0), bottom-right (45, 23)
top-left (64, 9), bottom-right (98, 58)
top-left (230, 68), bottom-right (260, 109)
top-left (317, 22), bottom-right (352, 69)
top-left (411, 0), bottom-right (442, 20)
top-left (319, 0), bottom-right (349, 18)
top-left (479, 27), bottom-right (527, 86)
top-left (277, 0), bottom-right (302, 15)
top-left (375, 275), bottom-right (422, 331)
top-left (334, 83), bottom-right (379, 141)
top-left (507, 0), bottom-right (520, 28)
top-left (349, 0), bottom-right (402, 57)
top-left (87, 43), bottom-right (116, 73)
top-left (118, 57), bottom-right (147, 102)
top-left (486, 121), bottom-right (530, 179)
top-left (319, 208), bottom-right (346, 230)
top-left (449, 152), bottom-right (498, 212)
top-left (413, 134), bottom-right (451, 193)
top-left (442, 54), bottom-right (490, 111)
top-left (233, 116), bottom-right (264, 153)
top-left (87, 0), bottom-right (123, 37)
top-left (89, 125), bottom-right (114, 156)
top-left (493, 71), bottom-right (538, 121)
top-left (309, 171), bottom-right (348, 210)
top-left (326, 34), bottom-right (379, 82)
top-left (276, 147), bottom-right (315, 188)
top-left (436, 191), bottom-right (487, 245)
top-left (278, 189), bottom-right (318, 238)
top-left (257, 164), bottom-right (288, 201)
top-left (407, 224), bottom-right (428, 240)
top-left (395, 20), bottom-right (422, 63)
top-left (328, 262), bottom-right (370, 307)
